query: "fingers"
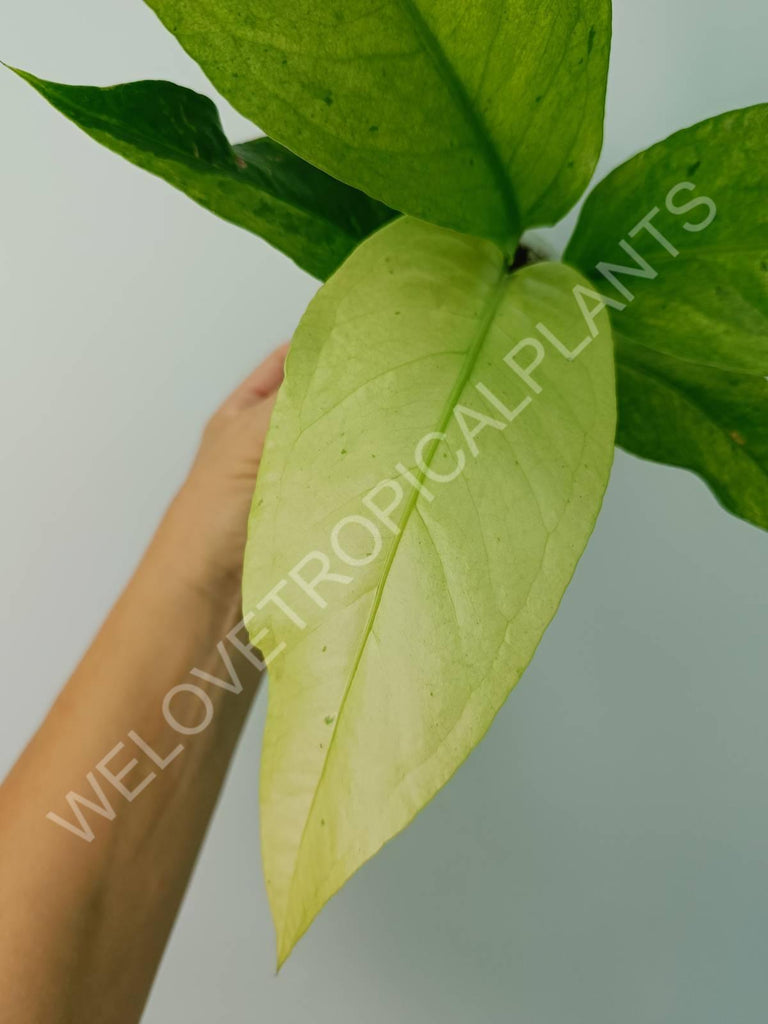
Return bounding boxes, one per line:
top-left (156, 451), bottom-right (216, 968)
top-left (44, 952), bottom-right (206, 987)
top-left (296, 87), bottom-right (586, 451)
top-left (221, 342), bottom-right (290, 413)
top-left (243, 389), bottom-right (279, 446)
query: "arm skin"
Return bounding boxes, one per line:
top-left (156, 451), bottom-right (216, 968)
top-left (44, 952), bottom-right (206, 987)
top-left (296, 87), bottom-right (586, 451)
top-left (0, 344), bottom-right (288, 1024)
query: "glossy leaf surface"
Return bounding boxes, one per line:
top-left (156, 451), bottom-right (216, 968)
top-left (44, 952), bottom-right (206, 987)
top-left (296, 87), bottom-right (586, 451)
top-left (15, 70), bottom-right (394, 278)
top-left (243, 217), bottom-right (616, 962)
top-left (143, 0), bottom-right (612, 245)
top-left (616, 339), bottom-right (768, 530)
top-left (566, 105), bottom-right (768, 374)
top-left (566, 104), bottom-right (768, 528)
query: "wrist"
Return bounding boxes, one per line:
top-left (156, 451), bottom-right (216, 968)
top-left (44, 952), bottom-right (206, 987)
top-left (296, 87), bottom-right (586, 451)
top-left (146, 483), bottom-right (244, 621)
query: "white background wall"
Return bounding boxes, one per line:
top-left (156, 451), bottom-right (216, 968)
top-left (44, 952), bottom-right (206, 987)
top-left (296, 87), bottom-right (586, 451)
top-left (1, 1), bottom-right (767, 1020)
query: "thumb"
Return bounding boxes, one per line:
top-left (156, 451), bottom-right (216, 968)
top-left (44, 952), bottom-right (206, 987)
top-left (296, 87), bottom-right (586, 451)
top-left (220, 342), bottom-right (290, 414)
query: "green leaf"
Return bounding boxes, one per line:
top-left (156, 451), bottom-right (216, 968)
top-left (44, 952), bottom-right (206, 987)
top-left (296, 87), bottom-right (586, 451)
top-left (142, 0), bottom-right (612, 246)
top-left (565, 104), bottom-right (768, 374)
top-left (12, 70), bottom-right (394, 279)
top-left (616, 338), bottom-right (768, 531)
top-left (243, 217), bottom-right (616, 963)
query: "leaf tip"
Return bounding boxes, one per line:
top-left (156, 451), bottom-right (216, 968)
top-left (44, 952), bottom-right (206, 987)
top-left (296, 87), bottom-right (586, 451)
top-left (275, 932), bottom-right (296, 972)
top-left (2, 64), bottom-right (38, 88)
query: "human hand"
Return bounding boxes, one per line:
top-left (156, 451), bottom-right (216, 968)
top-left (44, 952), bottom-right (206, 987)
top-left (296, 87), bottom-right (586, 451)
top-left (160, 342), bottom-right (289, 602)
top-left (0, 344), bottom-right (290, 1024)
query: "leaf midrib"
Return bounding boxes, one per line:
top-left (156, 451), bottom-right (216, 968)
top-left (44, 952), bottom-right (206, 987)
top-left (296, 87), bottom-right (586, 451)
top-left (393, 0), bottom-right (519, 244)
top-left (281, 256), bottom-right (510, 925)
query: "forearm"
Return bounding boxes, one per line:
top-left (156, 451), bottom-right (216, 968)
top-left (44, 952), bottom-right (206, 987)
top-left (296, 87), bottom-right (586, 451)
top-left (0, 487), bottom-right (262, 1024)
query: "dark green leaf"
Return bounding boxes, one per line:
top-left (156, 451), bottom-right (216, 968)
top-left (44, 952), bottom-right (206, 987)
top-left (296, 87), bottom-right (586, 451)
top-left (616, 339), bottom-right (768, 531)
top-left (565, 105), bottom-right (768, 374)
top-left (12, 70), bottom-right (395, 279)
top-left (142, 0), bottom-right (612, 247)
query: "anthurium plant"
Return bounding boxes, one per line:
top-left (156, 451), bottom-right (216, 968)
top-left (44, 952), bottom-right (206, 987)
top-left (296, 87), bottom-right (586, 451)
top-left (12, 0), bottom-right (766, 964)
